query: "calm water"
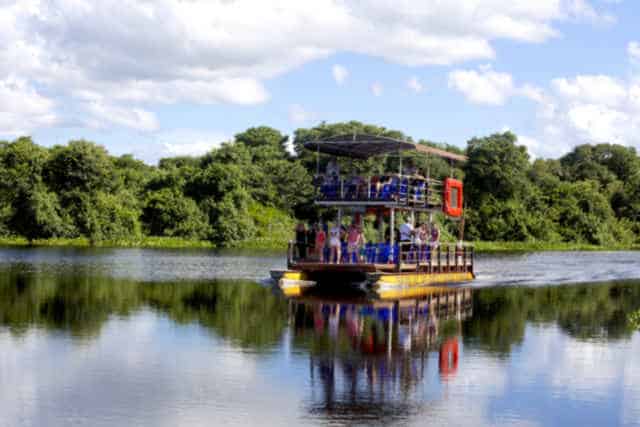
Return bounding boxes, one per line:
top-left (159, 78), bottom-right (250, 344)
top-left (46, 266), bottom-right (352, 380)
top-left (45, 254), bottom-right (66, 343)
top-left (1, 247), bottom-right (640, 427)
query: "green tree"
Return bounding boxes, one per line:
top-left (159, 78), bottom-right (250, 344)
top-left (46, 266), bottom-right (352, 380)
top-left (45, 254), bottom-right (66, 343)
top-left (465, 132), bottom-right (530, 204)
top-left (142, 189), bottom-right (210, 239)
top-left (0, 137), bottom-right (74, 240)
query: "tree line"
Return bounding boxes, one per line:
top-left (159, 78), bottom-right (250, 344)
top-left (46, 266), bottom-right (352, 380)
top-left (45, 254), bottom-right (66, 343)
top-left (1, 121), bottom-right (639, 247)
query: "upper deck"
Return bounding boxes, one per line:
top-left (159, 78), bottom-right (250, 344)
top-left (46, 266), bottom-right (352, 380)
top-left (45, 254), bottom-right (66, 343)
top-left (305, 134), bottom-right (466, 211)
top-left (314, 173), bottom-right (443, 211)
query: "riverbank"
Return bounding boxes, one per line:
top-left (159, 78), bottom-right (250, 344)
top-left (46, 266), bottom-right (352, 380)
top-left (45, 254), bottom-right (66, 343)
top-left (1, 236), bottom-right (638, 252)
top-left (473, 241), bottom-right (640, 252)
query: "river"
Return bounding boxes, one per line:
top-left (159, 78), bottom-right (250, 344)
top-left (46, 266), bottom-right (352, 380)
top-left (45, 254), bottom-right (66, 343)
top-left (1, 247), bottom-right (639, 426)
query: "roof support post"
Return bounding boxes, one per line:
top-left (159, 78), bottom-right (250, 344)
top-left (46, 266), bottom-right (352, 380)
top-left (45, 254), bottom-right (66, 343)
top-left (390, 207), bottom-right (395, 265)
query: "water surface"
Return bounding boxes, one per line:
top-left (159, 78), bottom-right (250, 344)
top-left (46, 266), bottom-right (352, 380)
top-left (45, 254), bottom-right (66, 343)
top-left (1, 248), bottom-right (639, 426)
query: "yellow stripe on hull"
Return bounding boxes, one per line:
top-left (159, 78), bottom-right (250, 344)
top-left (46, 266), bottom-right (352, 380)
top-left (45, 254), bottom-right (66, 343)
top-left (375, 271), bottom-right (473, 299)
top-left (278, 271), bottom-right (316, 297)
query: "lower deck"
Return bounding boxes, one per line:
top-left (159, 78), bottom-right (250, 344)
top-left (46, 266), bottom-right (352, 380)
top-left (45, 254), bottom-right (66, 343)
top-left (276, 242), bottom-right (475, 297)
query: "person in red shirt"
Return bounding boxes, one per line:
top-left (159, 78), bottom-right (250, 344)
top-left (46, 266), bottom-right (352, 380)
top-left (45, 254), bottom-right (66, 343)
top-left (315, 223), bottom-right (326, 262)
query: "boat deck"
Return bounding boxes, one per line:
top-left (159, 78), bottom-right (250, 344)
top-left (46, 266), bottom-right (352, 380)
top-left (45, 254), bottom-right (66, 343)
top-left (290, 261), bottom-right (473, 274)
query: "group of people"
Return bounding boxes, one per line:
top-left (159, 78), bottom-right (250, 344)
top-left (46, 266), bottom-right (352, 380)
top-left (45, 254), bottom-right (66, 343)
top-left (398, 221), bottom-right (440, 246)
top-left (318, 172), bottom-right (435, 206)
top-left (294, 219), bottom-right (441, 265)
top-left (294, 222), bottom-right (365, 264)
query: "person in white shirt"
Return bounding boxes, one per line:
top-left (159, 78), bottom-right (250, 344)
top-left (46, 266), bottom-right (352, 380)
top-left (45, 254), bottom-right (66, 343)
top-left (399, 221), bottom-right (414, 242)
top-left (329, 223), bottom-right (342, 264)
top-left (326, 159), bottom-right (339, 177)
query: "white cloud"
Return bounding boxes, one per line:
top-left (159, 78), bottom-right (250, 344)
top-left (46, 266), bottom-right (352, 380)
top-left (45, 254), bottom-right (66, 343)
top-left (371, 81), bottom-right (383, 97)
top-left (552, 75), bottom-right (627, 107)
top-left (517, 135), bottom-right (543, 158)
top-left (85, 101), bottom-right (159, 132)
top-left (506, 73), bottom-right (640, 158)
top-left (288, 104), bottom-right (317, 124)
top-left (543, 74), bottom-right (640, 146)
top-left (158, 129), bottom-right (228, 158)
top-left (0, 0), bottom-right (614, 134)
top-left (407, 76), bottom-right (424, 93)
top-left (628, 41), bottom-right (640, 63)
top-left (448, 69), bottom-right (515, 105)
top-left (332, 64), bottom-right (349, 85)
top-left (0, 76), bottom-right (57, 136)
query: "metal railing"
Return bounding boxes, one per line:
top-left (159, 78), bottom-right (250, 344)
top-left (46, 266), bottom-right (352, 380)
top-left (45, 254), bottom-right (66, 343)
top-left (395, 242), bottom-right (474, 274)
top-left (287, 240), bottom-right (474, 274)
top-left (314, 174), bottom-right (443, 208)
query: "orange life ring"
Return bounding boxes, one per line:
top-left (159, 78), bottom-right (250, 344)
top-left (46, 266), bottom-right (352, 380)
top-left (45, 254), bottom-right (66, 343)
top-left (443, 178), bottom-right (463, 217)
top-left (439, 338), bottom-right (459, 378)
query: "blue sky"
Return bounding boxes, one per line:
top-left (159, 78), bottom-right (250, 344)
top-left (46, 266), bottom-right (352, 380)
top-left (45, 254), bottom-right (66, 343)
top-left (1, 0), bottom-right (639, 163)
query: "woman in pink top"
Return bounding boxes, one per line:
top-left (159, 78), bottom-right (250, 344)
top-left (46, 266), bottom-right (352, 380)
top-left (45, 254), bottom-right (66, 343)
top-left (347, 224), bottom-right (364, 264)
top-left (315, 225), bottom-right (326, 262)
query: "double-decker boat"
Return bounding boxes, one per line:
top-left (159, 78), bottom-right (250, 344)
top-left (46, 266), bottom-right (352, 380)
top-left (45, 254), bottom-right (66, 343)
top-left (271, 134), bottom-right (475, 297)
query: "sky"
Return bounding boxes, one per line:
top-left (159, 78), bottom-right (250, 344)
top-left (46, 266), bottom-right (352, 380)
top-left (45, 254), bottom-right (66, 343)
top-left (1, 0), bottom-right (639, 164)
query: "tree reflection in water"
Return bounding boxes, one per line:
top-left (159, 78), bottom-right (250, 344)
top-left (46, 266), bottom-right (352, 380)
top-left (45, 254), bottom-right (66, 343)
top-left (286, 288), bottom-right (473, 420)
top-left (1, 264), bottom-right (640, 425)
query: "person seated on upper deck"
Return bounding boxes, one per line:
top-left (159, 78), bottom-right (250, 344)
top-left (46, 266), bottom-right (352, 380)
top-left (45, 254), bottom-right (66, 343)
top-left (346, 175), bottom-right (365, 200)
top-left (404, 164), bottom-right (418, 176)
top-left (378, 175), bottom-right (394, 200)
top-left (412, 178), bottom-right (426, 204)
top-left (346, 223), bottom-right (364, 264)
top-left (326, 158), bottom-right (339, 177)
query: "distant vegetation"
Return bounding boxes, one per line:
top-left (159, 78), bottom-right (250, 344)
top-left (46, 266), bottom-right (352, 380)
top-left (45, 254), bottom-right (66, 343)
top-left (1, 121), bottom-right (639, 249)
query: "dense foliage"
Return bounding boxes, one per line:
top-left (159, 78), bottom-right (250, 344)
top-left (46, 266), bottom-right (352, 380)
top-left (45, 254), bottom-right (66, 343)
top-left (1, 122), bottom-right (639, 247)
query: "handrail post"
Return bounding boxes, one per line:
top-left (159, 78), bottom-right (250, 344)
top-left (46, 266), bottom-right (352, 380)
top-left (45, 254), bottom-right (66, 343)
top-left (437, 244), bottom-right (441, 273)
top-left (463, 245), bottom-right (467, 273)
top-left (340, 177), bottom-right (344, 200)
top-left (471, 246), bottom-right (474, 275)
top-left (446, 245), bottom-right (450, 272)
top-left (367, 176), bottom-right (371, 200)
top-left (287, 240), bottom-right (294, 268)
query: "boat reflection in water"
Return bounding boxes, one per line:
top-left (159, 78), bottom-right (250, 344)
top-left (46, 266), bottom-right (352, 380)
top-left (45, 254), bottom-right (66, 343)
top-left (286, 286), bottom-right (472, 419)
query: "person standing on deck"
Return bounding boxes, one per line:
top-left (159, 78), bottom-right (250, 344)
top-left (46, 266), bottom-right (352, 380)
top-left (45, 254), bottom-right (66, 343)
top-left (315, 224), bottom-right (326, 262)
top-left (414, 223), bottom-right (427, 246)
top-left (329, 222), bottom-right (342, 264)
top-left (307, 223), bottom-right (316, 261)
top-left (295, 223), bottom-right (307, 260)
top-left (347, 223), bottom-right (364, 264)
top-left (399, 219), bottom-right (414, 242)
top-left (430, 222), bottom-right (440, 248)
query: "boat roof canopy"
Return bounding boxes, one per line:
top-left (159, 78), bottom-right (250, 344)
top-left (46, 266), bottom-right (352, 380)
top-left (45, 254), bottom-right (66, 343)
top-left (304, 134), bottom-right (467, 162)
